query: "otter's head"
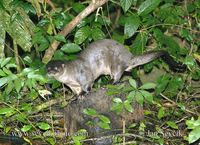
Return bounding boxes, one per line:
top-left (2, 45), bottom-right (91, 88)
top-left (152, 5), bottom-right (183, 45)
top-left (46, 60), bottom-right (65, 77)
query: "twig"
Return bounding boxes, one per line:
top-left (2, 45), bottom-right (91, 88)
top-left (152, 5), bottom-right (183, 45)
top-left (45, 0), bottom-right (55, 10)
top-left (33, 94), bottom-right (73, 114)
top-left (42, 0), bottom-right (108, 63)
top-left (13, 40), bottom-right (21, 72)
top-left (160, 93), bottom-right (196, 115)
top-left (123, 120), bottom-right (125, 145)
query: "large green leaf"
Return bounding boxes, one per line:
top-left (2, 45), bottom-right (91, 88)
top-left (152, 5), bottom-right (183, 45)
top-left (140, 90), bottom-right (153, 103)
top-left (74, 26), bottom-right (90, 44)
top-left (131, 33), bottom-right (148, 55)
top-left (138, 0), bottom-right (161, 16)
top-left (37, 122), bottom-right (51, 130)
top-left (0, 11), bottom-right (33, 51)
top-left (188, 126), bottom-right (200, 144)
top-left (1, 57), bottom-right (12, 67)
top-left (0, 108), bottom-right (15, 115)
top-left (120, 0), bottom-right (133, 13)
top-left (0, 74), bottom-right (17, 87)
top-left (21, 125), bottom-right (32, 132)
top-left (0, 0), bottom-right (34, 52)
top-left (83, 108), bottom-right (97, 116)
top-left (129, 78), bottom-right (137, 89)
top-left (98, 115), bottom-right (111, 123)
top-left (61, 43), bottom-right (82, 53)
top-left (91, 28), bottom-right (105, 41)
top-left (135, 91), bottom-right (144, 105)
top-left (124, 100), bottom-right (133, 113)
top-left (139, 83), bottom-right (156, 90)
top-left (124, 14), bottom-right (140, 38)
top-left (97, 122), bottom-right (110, 130)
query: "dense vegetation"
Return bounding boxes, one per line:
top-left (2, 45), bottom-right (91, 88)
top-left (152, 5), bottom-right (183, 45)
top-left (0, 0), bottom-right (199, 144)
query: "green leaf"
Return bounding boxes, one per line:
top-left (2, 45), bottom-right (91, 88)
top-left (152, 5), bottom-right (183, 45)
top-left (126, 90), bottom-right (136, 102)
top-left (27, 73), bottom-right (46, 83)
top-left (157, 107), bottom-right (165, 119)
top-left (5, 81), bottom-right (14, 94)
top-left (166, 121), bottom-right (178, 129)
top-left (98, 115), bottom-right (110, 124)
top-left (0, 77), bottom-right (8, 87)
top-left (124, 14), bottom-right (140, 38)
top-left (135, 91), bottom-right (144, 105)
top-left (0, 108), bottom-right (14, 115)
top-left (155, 75), bottom-right (170, 95)
top-left (14, 79), bottom-right (24, 93)
top-left (83, 108), bottom-right (97, 116)
top-left (128, 123), bottom-right (137, 128)
top-left (38, 41), bottom-right (49, 52)
top-left (113, 98), bottom-right (123, 103)
top-left (0, 69), bottom-right (6, 77)
top-left (6, 63), bottom-right (17, 69)
top-left (21, 68), bottom-right (33, 75)
top-left (0, 1), bottom-right (5, 10)
top-left (140, 90), bottom-right (153, 103)
top-left (111, 101), bottom-right (123, 114)
top-left (184, 56), bottom-right (195, 68)
top-left (72, 3), bottom-right (85, 13)
top-left (120, 0), bottom-right (133, 12)
top-left (72, 129), bottom-right (87, 145)
top-left (186, 117), bottom-right (200, 129)
top-left (165, 76), bottom-right (183, 97)
top-left (46, 137), bottom-right (56, 145)
top-left (74, 26), bottom-right (90, 44)
top-left (188, 126), bottom-right (200, 144)
top-left (180, 29), bottom-right (193, 42)
top-left (91, 28), bottom-right (105, 41)
top-left (97, 122), bottom-right (110, 130)
top-left (124, 100), bottom-right (133, 112)
top-left (129, 79), bottom-right (137, 89)
top-left (2, 67), bottom-right (12, 75)
top-left (139, 83), bottom-right (156, 90)
top-left (61, 43), bottom-right (82, 53)
top-left (0, 11), bottom-right (33, 51)
top-left (131, 33), bottom-right (148, 55)
top-left (1, 57), bottom-right (12, 67)
top-left (37, 122), bottom-right (50, 130)
top-left (23, 56), bottom-right (32, 64)
top-left (138, 0), bottom-right (161, 16)
top-left (54, 34), bottom-right (66, 42)
top-left (21, 125), bottom-right (32, 132)
top-left (16, 114), bottom-right (27, 123)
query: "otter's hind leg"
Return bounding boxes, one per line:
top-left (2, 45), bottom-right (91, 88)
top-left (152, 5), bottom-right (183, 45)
top-left (111, 64), bottom-right (124, 84)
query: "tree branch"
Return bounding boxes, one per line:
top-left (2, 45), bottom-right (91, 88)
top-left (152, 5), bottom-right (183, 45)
top-left (42, 0), bottom-right (108, 63)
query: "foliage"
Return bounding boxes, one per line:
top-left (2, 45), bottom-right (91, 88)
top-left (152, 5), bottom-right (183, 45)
top-left (109, 79), bottom-right (155, 114)
top-left (0, 0), bottom-right (199, 144)
top-left (83, 108), bottom-right (111, 130)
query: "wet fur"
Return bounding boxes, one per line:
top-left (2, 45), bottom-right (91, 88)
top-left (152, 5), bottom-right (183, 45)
top-left (46, 39), bottom-right (186, 95)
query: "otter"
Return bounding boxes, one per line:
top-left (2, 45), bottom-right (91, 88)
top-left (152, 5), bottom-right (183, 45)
top-left (46, 39), bottom-right (186, 95)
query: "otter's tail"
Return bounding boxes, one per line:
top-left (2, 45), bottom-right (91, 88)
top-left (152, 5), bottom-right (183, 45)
top-left (125, 50), bottom-right (186, 72)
